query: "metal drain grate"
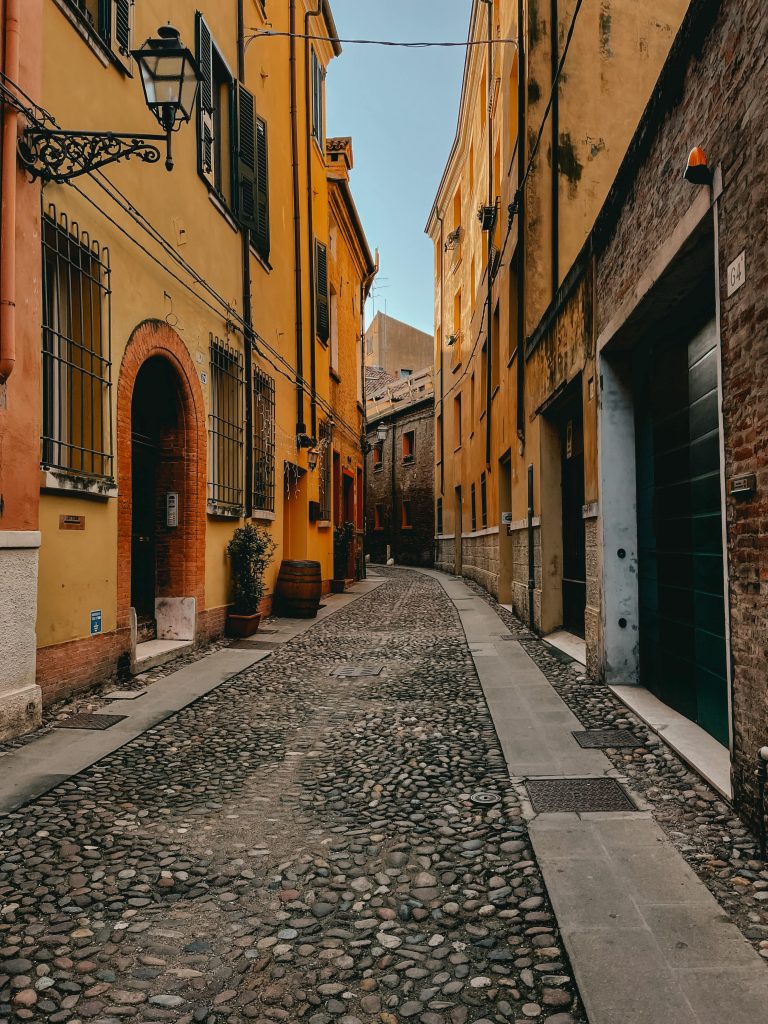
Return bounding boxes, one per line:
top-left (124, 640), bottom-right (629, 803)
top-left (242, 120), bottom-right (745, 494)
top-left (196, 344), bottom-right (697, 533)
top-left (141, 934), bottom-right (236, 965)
top-left (55, 713), bottom-right (127, 731)
top-left (572, 729), bottom-right (641, 749)
top-left (330, 664), bottom-right (384, 678)
top-left (525, 777), bottom-right (636, 813)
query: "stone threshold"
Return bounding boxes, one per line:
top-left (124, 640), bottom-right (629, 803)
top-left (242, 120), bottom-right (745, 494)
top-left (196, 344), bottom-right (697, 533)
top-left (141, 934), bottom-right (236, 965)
top-left (609, 683), bottom-right (732, 801)
top-left (543, 629), bottom-right (587, 668)
top-left (133, 638), bottom-right (192, 674)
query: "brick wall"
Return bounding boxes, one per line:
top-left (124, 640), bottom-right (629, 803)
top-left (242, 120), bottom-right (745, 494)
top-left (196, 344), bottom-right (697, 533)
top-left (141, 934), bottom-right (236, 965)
top-left (37, 629), bottom-right (131, 705)
top-left (594, 0), bottom-right (768, 822)
top-left (366, 401), bottom-right (435, 568)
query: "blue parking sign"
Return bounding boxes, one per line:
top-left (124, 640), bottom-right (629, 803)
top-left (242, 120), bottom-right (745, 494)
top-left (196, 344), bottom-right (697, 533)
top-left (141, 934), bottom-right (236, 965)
top-left (90, 610), bottom-right (102, 636)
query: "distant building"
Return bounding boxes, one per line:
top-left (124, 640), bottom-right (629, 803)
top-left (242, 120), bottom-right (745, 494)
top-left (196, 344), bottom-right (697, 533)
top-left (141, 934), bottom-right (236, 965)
top-left (365, 313), bottom-right (432, 382)
top-left (366, 367), bottom-right (435, 568)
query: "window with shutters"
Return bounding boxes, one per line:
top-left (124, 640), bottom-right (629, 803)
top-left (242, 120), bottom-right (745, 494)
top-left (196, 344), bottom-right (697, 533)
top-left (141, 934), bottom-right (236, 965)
top-left (311, 50), bottom-right (325, 145)
top-left (63, 0), bottom-right (133, 71)
top-left (315, 240), bottom-right (329, 344)
top-left (329, 286), bottom-right (339, 373)
top-left (196, 14), bottom-right (235, 208)
top-left (253, 367), bottom-right (275, 513)
top-left (252, 116), bottom-right (270, 259)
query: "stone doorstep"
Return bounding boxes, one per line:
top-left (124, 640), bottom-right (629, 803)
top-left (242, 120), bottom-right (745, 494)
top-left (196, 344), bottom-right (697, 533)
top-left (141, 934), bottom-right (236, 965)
top-left (131, 639), bottom-right (193, 676)
top-left (609, 683), bottom-right (732, 801)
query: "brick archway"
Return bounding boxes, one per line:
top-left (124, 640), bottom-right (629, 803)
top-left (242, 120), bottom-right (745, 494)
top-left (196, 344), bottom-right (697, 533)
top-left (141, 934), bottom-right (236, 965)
top-left (116, 321), bottom-right (206, 632)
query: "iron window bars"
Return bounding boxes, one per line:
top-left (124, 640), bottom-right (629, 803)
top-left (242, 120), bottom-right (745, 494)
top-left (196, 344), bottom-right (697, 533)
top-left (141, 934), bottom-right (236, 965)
top-left (253, 366), bottom-right (275, 513)
top-left (208, 336), bottom-right (245, 512)
top-left (318, 418), bottom-right (333, 522)
top-left (41, 205), bottom-right (113, 480)
top-left (481, 471), bottom-right (488, 529)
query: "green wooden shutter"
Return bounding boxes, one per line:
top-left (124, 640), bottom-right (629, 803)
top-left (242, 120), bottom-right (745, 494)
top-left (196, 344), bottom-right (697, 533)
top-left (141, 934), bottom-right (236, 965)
top-left (196, 12), bottom-right (216, 188)
top-left (110, 0), bottom-right (132, 72)
top-left (316, 241), bottom-right (329, 343)
top-left (234, 83), bottom-right (258, 232)
top-left (255, 117), bottom-right (270, 259)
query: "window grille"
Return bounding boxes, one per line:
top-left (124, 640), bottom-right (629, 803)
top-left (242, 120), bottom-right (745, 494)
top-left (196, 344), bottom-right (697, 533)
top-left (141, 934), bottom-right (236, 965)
top-left (436, 498), bottom-right (443, 535)
top-left (208, 336), bottom-right (245, 510)
top-left (481, 471), bottom-right (488, 529)
top-left (318, 419), bottom-right (333, 521)
top-left (41, 206), bottom-right (113, 479)
top-left (471, 483), bottom-right (477, 532)
top-left (253, 366), bottom-right (275, 512)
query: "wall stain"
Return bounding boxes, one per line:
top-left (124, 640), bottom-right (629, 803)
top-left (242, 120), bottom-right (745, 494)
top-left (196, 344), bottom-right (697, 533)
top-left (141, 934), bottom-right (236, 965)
top-left (557, 133), bottom-right (583, 183)
top-left (599, 3), bottom-right (613, 56)
top-left (528, 79), bottom-right (542, 104)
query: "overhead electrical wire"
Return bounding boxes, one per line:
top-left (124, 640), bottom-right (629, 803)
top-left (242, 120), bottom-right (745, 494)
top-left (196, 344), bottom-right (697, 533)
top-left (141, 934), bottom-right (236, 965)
top-left (247, 31), bottom-right (519, 48)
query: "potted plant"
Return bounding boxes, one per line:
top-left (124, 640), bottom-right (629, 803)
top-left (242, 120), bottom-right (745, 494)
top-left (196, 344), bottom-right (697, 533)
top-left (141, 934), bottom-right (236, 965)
top-left (226, 523), bottom-right (277, 637)
top-left (332, 521), bottom-right (355, 592)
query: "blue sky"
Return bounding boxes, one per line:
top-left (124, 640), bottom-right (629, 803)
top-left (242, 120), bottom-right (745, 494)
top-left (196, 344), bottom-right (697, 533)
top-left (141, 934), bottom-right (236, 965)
top-left (326, 1), bottom-right (471, 335)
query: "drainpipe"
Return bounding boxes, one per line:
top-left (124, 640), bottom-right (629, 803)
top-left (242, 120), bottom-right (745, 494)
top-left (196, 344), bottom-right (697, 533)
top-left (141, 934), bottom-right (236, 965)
top-left (485, 0), bottom-right (493, 471)
top-left (436, 210), bottom-right (445, 497)
top-left (305, 1), bottom-right (325, 442)
top-left (550, 0), bottom-right (559, 301)
top-left (289, 0), bottom-right (305, 437)
top-left (515, 0), bottom-right (526, 442)
top-left (237, 0), bottom-right (253, 517)
top-left (0, 0), bottom-right (21, 384)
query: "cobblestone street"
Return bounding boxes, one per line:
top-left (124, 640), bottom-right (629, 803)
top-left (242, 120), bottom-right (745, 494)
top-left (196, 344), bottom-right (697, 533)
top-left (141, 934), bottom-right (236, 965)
top-left (0, 571), bottom-right (583, 1024)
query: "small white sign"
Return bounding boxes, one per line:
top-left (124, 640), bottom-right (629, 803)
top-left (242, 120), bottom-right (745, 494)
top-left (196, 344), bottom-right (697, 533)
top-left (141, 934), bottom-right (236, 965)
top-left (501, 511), bottom-right (513, 526)
top-left (200, 370), bottom-right (207, 385)
top-left (727, 251), bottom-right (746, 297)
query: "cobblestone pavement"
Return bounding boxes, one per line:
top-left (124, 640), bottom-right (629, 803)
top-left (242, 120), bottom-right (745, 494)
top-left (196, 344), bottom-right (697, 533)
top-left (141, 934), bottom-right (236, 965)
top-left (462, 578), bottom-right (768, 961)
top-left (0, 571), bottom-right (584, 1024)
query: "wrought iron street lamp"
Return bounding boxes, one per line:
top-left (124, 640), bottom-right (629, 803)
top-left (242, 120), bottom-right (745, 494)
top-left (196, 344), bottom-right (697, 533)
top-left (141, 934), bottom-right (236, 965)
top-left (18, 24), bottom-right (200, 184)
top-left (376, 423), bottom-right (388, 445)
top-left (307, 448), bottom-right (321, 472)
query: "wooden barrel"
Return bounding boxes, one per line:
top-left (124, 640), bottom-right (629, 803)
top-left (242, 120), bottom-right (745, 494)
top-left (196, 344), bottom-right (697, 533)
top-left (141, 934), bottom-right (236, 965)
top-left (274, 560), bottom-right (322, 619)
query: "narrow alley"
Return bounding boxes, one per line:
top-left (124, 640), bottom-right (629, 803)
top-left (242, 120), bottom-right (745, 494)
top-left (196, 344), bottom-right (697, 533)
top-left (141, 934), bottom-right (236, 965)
top-left (2, 570), bottom-right (768, 1024)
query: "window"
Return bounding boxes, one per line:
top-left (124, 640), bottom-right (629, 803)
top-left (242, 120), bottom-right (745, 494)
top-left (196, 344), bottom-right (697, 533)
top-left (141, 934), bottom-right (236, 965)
top-left (454, 393), bottom-right (462, 449)
top-left (436, 498), bottom-right (443, 535)
top-left (481, 471), bottom-right (488, 528)
top-left (403, 430), bottom-right (415, 463)
top-left (41, 207), bottom-right (112, 479)
top-left (318, 419), bottom-right (333, 521)
top-left (400, 368), bottom-right (412, 379)
top-left (436, 413), bottom-right (443, 463)
top-left (197, 12), bottom-right (268, 248)
top-left (374, 503), bottom-right (384, 531)
top-left (356, 467), bottom-right (364, 529)
top-left (470, 371), bottom-right (476, 425)
top-left (315, 240), bottom-right (329, 343)
top-left (311, 49), bottom-right (325, 145)
top-left (329, 285), bottom-right (339, 372)
top-left (209, 337), bottom-right (245, 511)
top-left (402, 500), bottom-right (413, 529)
top-left (471, 483), bottom-right (477, 532)
top-left (481, 341), bottom-right (488, 412)
top-left (253, 367), bottom-right (275, 512)
top-left (451, 288), bottom-right (462, 368)
top-left (373, 445), bottom-right (383, 470)
top-left (65, 0), bottom-right (133, 71)
top-left (491, 301), bottom-right (500, 391)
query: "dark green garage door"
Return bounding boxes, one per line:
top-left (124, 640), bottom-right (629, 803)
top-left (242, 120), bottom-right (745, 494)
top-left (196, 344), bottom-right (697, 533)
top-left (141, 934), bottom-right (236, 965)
top-left (634, 318), bottom-right (729, 746)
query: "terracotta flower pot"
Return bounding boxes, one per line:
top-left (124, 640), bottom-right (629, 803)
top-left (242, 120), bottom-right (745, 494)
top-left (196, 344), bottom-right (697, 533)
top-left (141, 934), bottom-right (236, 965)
top-left (227, 612), bottom-right (261, 638)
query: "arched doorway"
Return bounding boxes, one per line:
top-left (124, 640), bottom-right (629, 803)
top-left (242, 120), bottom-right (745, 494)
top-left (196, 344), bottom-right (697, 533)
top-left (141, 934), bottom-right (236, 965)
top-left (130, 357), bottom-right (184, 639)
top-left (116, 321), bottom-right (206, 651)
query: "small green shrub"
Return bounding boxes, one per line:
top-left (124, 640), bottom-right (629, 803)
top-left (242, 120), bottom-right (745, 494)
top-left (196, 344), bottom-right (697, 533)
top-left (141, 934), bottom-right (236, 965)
top-left (227, 524), bottom-right (277, 616)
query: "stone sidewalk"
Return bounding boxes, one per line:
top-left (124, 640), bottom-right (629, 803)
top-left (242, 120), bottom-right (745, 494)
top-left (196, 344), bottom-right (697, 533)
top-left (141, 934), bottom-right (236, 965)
top-left (422, 568), bottom-right (768, 1024)
top-left (0, 571), bottom-right (583, 1024)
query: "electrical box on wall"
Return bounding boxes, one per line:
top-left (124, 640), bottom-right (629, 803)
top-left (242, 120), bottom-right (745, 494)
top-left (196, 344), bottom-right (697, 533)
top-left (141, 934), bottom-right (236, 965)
top-left (167, 492), bottom-right (179, 527)
top-left (730, 474), bottom-right (756, 498)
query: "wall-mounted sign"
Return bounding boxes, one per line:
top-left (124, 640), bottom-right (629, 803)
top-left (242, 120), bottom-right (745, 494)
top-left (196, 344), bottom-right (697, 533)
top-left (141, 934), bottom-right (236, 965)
top-left (59, 514), bottom-right (85, 530)
top-left (501, 511), bottom-right (513, 526)
top-left (726, 251), bottom-right (746, 297)
top-left (90, 610), bottom-right (102, 636)
top-left (166, 492), bottom-right (179, 528)
top-left (731, 474), bottom-right (756, 497)
top-left (200, 370), bottom-right (207, 385)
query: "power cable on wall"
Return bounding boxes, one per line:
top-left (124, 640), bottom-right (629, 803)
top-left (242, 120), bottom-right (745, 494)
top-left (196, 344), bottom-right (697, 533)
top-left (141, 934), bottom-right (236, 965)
top-left (246, 31), bottom-right (519, 49)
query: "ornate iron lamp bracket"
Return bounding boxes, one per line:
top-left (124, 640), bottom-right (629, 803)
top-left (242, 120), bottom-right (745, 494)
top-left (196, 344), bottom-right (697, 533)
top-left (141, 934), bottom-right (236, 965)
top-left (18, 128), bottom-right (169, 184)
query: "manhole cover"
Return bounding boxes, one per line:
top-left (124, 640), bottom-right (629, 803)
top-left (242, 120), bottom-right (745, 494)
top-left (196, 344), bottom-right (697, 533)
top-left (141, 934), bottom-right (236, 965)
top-left (330, 664), bottom-right (384, 678)
top-left (470, 791), bottom-right (501, 806)
top-left (572, 729), bottom-right (640, 749)
top-left (525, 777), bottom-right (636, 813)
top-left (55, 714), bottom-right (127, 731)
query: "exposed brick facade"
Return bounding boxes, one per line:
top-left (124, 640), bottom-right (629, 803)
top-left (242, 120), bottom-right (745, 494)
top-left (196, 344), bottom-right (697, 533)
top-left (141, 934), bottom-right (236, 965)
top-left (592, 0), bottom-right (767, 820)
top-left (366, 401), bottom-right (435, 568)
top-left (36, 630), bottom-right (130, 706)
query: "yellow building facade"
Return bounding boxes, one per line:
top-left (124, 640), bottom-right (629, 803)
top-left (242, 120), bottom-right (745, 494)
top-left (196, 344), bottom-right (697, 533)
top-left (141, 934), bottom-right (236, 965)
top-left (427, 0), bottom-right (687, 673)
top-left (8, 0), bottom-right (371, 715)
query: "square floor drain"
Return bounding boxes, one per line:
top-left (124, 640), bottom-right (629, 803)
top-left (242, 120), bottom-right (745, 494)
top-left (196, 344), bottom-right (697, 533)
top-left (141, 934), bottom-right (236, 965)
top-left (525, 777), bottom-right (636, 813)
top-left (330, 664), bottom-right (384, 678)
top-left (55, 713), bottom-right (127, 731)
top-left (572, 729), bottom-right (641, 749)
